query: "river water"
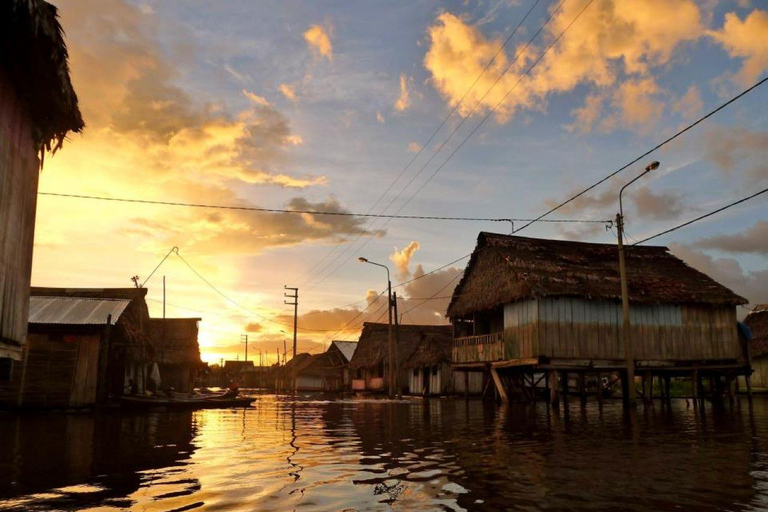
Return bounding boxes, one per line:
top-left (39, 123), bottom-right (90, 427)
top-left (1, 395), bottom-right (768, 511)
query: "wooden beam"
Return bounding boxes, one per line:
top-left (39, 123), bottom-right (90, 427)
top-left (491, 358), bottom-right (539, 369)
top-left (490, 367), bottom-right (508, 403)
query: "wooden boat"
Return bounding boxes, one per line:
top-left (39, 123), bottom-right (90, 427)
top-left (119, 393), bottom-right (255, 410)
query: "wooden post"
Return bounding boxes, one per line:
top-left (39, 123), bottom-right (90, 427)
top-left (549, 370), bottom-right (559, 406)
top-left (649, 373), bottom-right (654, 402)
top-left (490, 367), bottom-right (508, 403)
top-left (561, 371), bottom-right (569, 407)
top-left (578, 373), bottom-right (587, 406)
top-left (664, 375), bottom-right (672, 402)
top-left (596, 372), bottom-right (604, 408)
top-left (691, 370), bottom-right (698, 406)
top-left (464, 371), bottom-right (469, 398)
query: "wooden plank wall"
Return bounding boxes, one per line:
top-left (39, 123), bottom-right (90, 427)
top-left (503, 300), bottom-right (538, 359)
top-left (0, 70), bottom-right (40, 359)
top-left (533, 298), bottom-right (740, 362)
top-left (22, 334), bottom-right (78, 407)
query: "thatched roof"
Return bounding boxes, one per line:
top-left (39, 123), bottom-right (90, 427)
top-left (349, 323), bottom-right (452, 370)
top-left (403, 326), bottom-right (453, 369)
top-left (149, 318), bottom-right (202, 366)
top-left (1, 0), bottom-right (84, 152)
top-left (447, 232), bottom-right (747, 317)
top-left (746, 305), bottom-right (768, 358)
top-left (295, 352), bottom-right (343, 378)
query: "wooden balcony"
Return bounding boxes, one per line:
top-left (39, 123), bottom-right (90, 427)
top-left (452, 332), bottom-right (505, 364)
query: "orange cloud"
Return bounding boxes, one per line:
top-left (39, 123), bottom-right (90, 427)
top-left (279, 83), bottom-right (298, 101)
top-left (709, 9), bottom-right (768, 85)
top-left (304, 24), bottom-right (333, 61)
top-left (395, 73), bottom-right (412, 111)
top-left (390, 241), bottom-right (420, 279)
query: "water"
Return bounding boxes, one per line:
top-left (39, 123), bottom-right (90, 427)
top-left (2, 395), bottom-right (768, 511)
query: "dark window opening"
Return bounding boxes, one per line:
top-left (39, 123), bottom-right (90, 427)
top-left (0, 358), bottom-right (12, 382)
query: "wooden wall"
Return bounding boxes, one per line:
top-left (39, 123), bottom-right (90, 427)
top-left (21, 333), bottom-right (100, 407)
top-left (0, 70), bottom-right (39, 360)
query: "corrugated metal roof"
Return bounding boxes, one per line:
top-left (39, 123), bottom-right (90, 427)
top-left (28, 296), bottom-right (131, 325)
top-left (331, 340), bottom-right (358, 362)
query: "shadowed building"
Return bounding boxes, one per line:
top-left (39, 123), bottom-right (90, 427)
top-left (149, 318), bottom-right (203, 393)
top-left (448, 232), bottom-right (749, 402)
top-left (745, 305), bottom-right (768, 389)
top-left (0, 0), bottom-right (83, 368)
top-left (405, 326), bottom-right (483, 395)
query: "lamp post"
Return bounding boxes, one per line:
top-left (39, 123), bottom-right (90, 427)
top-left (358, 257), bottom-right (394, 398)
top-left (617, 160), bottom-right (659, 406)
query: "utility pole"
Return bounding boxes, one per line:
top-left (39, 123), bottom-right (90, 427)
top-left (162, 275), bottom-right (166, 319)
top-left (241, 334), bottom-right (248, 365)
top-left (393, 292), bottom-right (400, 396)
top-left (285, 286), bottom-right (298, 392)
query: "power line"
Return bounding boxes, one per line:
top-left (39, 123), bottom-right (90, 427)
top-left (513, 75), bottom-right (768, 234)
top-left (304, 0), bottom-right (592, 291)
top-left (633, 187), bottom-right (768, 246)
top-left (37, 191), bottom-right (608, 225)
top-left (295, 0), bottom-right (545, 286)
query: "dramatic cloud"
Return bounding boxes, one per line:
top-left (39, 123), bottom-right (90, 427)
top-left (390, 241), bottom-right (420, 279)
top-left (424, 1), bottom-right (702, 127)
top-left (395, 73), bottom-right (412, 111)
top-left (692, 220), bottom-right (768, 255)
top-left (279, 83), bottom-right (298, 101)
top-left (670, 244), bottom-right (768, 308)
top-left (709, 9), bottom-right (768, 85)
top-left (245, 322), bottom-right (263, 333)
top-left (304, 24), bottom-right (333, 61)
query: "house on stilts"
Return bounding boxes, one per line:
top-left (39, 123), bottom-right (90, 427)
top-left (447, 232), bottom-right (749, 404)
top-left (0, 0), bottom-right (83, 371)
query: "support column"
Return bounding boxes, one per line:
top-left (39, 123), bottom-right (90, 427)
top-left (596, 372), bottom-right (604, 408)
top-left (561, 371), bottom-right (569, 407)
top-left (490, 367), bottom-right (508, 403)
top-left (549, 370), bottom-right (559, 407)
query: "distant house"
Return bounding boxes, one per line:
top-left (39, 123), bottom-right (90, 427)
top-left (404, 326), bottom-right (483, 395)
top-left (448, 233), bottom-right (749, 402)
top-left (0, 0), bottom-right (83, 367)
top-left (0, 288), bottom-right (152, 408)
top-left (349, 323), bottom-right (452, 394)
top-left (223, 360), bottom-right (255, 386)
top-left (745, 305), bottom-right (768, 388)
top-left (327, 341), bottom-right (358, 387)
top-left (149, 318), bottom-right (202, 393)
top-left (272, 353), bottom-right (311, 391)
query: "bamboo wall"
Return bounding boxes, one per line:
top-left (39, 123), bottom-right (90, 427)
top-left (0, 71), bottom-right (40, 360)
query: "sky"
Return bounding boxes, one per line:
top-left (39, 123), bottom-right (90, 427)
top-left (34, 0), bottom-right (768, 364)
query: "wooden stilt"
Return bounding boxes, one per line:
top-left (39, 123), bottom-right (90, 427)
top-left (490, 367), bottom-right (508, 403)
top-left (649, 373), bottom-right (654, 402)
top-left (621, 369), bottom-right (630, 407)
top-left (691, 370), bottom-right (698, 407)
top-left (578, 373), bottom-right (587, 406)
top-left (561, 371), bottom-right (569, 407)
top-left (664, 375), bottom-right (672, 402)
top-left (549, 370), bottom-right (559, 406)
top-left (596, 372), bottom-right (604, 408)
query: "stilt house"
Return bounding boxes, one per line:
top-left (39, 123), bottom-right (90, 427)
top-left (404, 326), bottom-right (478, 395)
top-left (744, 305), bottom-right (768, 389)
top-left (149, 318), bottom-right (203, 393)
top-left (448, 233), bottom-right (749, 401)
top-left (0, 0), bottom-right (83, 366)
top-left (0, 287), bottom-right (152, 408)
top-left (348, 323), bottom-right (452, 394)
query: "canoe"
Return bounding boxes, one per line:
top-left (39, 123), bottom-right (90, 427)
top-left (119, 395), bottom-right (255, 410)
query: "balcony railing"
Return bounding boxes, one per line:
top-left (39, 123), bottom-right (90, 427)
top-left (453, 332), bottom-right (504, 347)
top-left (452, 332), bottom-right (505, 363)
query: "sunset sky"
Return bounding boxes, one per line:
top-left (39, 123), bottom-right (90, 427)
top-left (34, 0), bottom-right (767, 364)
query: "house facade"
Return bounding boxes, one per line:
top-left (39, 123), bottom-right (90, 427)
top-left (744, 305), bottom-right (768, 389)
top-left (149, 318), bottom-right (203, 393)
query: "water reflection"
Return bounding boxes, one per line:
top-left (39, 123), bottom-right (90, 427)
top-left (1, 397), bottom-right (768, 511)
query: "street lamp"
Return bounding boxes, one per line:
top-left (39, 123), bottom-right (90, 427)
top-left (616, 160), bottom-right (659, 405)
top-left (358, 256), bottom-right (394, 398)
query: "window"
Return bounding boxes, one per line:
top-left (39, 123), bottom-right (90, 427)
top-left (0, 358), bottom-right (12, 382)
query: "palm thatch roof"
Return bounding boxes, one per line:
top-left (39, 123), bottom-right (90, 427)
top-left (348, 323), bottom-right (452, 370)
top-left (295, 352), bottom-right (343, 378)
top-left (1, 0), bottom-right (84, 152)
top-left (403, 326), bottom-right (453, 369)
top-left (746, 305), bottom-right (768, 358)
top-left (149, 318), bottom-right (202, 366)
top-left (447, 232), bottom-right (747, 318)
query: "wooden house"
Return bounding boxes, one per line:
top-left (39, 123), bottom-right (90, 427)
top-left (0, 0), bottom-right (83, 366)
top-left (0, 287), bottom-right (152, 408)
top-left (328, 340), bottom-right (358, 387)
top-left (447, 233), bottom-right (749, 403)
top-left (149, 318), bottom-right (203, 393)
top-left (744, 305), bottom-right (768, 389)
top-left (404, 325), bottom-right (475, 396)
top-left (348, 323), bottom-right (452, 394)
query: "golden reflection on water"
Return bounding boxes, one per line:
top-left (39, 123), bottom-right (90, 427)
top-left (1, 396), bottom-right (768, 511)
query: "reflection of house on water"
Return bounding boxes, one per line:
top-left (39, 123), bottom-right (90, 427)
top-left (0, 411), bottom-right (199, 509)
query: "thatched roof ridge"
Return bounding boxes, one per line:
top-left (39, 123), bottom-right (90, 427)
top-left (349, 323), bottom-right (451, 370)
top-left (1, 0), bottom-right (84, 152)
top-left (447, 232), bottom-right (747, 317)
top-left (403, 326), bottom-right (453, 369)
top-left (746, 305), bottom-right (768, 358)
top-left (149, 318), bottom-right (202, 366)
